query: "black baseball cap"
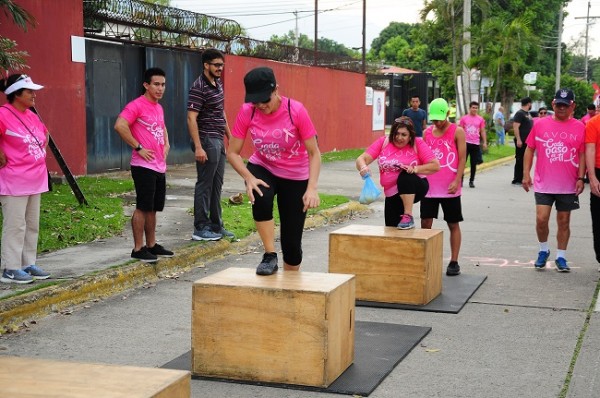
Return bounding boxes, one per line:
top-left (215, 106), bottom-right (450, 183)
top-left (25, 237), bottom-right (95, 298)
top-left (244, 67), bottom-right (276, 103)
top-left (554, 88), bottom-right (575, 105)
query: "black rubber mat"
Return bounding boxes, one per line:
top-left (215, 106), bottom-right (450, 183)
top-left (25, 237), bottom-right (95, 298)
top-left (162, 321), bottom-right (431, 396)
top-left (356, 274), bottom-right (487, 313)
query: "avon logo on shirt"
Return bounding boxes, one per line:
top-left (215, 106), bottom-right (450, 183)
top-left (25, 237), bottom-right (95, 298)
top-left (137, 116), bottom-right (164, 144)
top-left (6, 128), bottom-right (46, 161)
top-left (536, 131), bottom-right (579, 166)
top-left (251, 127), bottom-right (302, 161)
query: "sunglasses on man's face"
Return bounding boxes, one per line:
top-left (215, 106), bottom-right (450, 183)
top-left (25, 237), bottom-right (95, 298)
top-left (539, 111), bottom-right (547, 115)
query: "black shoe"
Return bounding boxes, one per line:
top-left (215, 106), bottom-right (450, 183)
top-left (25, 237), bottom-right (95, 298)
top-left (256, 252), bottom-right (278, 276)
top-left (148, 243), bottom-right (174, 257)
top-left (446, 261), bottom-right (461, 276)
top-left (131, 247), bottom-right (158, 263)
top-left (469, 181), bottom-right (475, 188)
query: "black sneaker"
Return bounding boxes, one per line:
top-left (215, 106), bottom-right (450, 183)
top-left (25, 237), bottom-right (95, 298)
top-left (469, 181), bottom-right (475, 188)
top-left (256, 252), bottom-right (278, 276)
top-left (446, 261), bottom-right (461, 276)
top-left (148, 243), bottom-right (174, 257)
top-left (131, 247), bottom-right (158, 263)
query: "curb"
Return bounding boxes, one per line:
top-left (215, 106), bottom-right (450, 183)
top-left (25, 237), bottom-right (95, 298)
top-left (0, 201), bottom-right (370, 332)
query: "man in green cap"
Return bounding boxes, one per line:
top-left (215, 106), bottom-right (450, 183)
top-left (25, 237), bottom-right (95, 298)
top-left (420, 98), bottom-right (467, 276)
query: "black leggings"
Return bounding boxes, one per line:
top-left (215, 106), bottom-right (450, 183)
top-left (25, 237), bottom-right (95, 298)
top-left (384, 172), bottom-right (429, 226)
top-left (247, 163), bottom-right (308, 266)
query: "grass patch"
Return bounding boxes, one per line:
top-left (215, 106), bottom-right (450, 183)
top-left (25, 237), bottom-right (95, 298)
top-left (322, 148), bottom-right (365, 163)
top-left (0, 177), bottom-right (134, 254)
top-left (483, 144), bottom-right (514, 163)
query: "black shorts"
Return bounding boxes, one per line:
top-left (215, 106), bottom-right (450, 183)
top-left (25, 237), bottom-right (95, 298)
top-left (131, 166), bottom-right (166, 212)
top-left (420, 196), bottom-right (463, 223)
top-left (534, 192), bottom-right (580, 212)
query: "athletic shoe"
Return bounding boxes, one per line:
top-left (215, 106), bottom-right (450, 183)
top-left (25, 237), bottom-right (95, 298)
top-left (534, 250), bottom-right (550, 269)
top-left (192, 228), bottom-right (222, 241)
top-left (555, 257), bottom-right (570, 272)
top-left (511, 180), bottom-right (521, 185)
top-left (148, 243), bottom-right (174, 257)
top-left (131, 247), bottom-right (158, 263)
top-left (218, 228), bottom-right (235, 238)
top-left (256, 252), bottom-right (278, 276)
top-left (0, 269), bottom-right (33, 284)
top-left (23, 265), bottom-right (50, 280)
top-left (446, 261), bottom-right (461, 276)
top-left (397, 214), bottom-right (415, 230)
top-left (469, 181), bottom-right (475, 188)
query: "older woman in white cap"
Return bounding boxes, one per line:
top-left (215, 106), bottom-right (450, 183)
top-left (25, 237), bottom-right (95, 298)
top-left (227, 66), bottom-right (321, 276)
top-left (0, 73), bottom-right (51, 284)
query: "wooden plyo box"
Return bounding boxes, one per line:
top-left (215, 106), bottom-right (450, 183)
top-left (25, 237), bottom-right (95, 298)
top-left (192, 267), bottom-right (355, 387)
top-left (0, 356), bottom-right (190, 398)
top-left (329, 224), bottom-right (443, 305)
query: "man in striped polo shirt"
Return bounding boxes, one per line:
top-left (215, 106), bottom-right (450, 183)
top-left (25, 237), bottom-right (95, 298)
top-left (187, 48), bottom-right (233, 241)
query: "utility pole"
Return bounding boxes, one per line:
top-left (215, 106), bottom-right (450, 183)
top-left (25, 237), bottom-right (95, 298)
top-left (556, 7), bottom-right (563, 91)
top-left (362, 0), bottom-right (366, 73)
top-left (585, 1), bottom-right (590, 82)
top-left (314, 0), bottom-right (318, 66)
top-left (294, 10), bottom-right (299, 47)
top-left (462, 0), bottom-right (471, 115)
top-left (574, 3), bottom-right (600, 83)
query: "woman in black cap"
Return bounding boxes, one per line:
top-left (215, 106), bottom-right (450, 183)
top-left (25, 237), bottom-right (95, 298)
top-left (0, 74), bottom-right (51, 284)
top-left (227, 66), bottom-right (321, 276)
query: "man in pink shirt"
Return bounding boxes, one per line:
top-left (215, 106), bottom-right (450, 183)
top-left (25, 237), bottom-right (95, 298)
top-left (115, 68), bottom-right (174, 263)
top-left (523, 88), bottom-right (586, 272)
top-left (581, 104), bottom-right (596, 125)
top-left (458, 101), bottom-right (487, 188)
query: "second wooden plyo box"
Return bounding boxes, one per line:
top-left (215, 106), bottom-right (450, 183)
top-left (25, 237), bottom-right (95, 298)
top-left (191, 267), bottom-right (355, 388)
top-left (329, 224), bottom-right (443, 305)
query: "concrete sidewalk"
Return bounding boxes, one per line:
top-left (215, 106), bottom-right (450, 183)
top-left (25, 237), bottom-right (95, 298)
top-left (1, 156), bottom-right (600, 397)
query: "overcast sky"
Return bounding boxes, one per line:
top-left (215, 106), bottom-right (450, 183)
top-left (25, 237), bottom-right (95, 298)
top-left (170, 0), bottom-right (600, 58)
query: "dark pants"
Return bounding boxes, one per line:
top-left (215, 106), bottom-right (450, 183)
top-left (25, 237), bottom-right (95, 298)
top-left (193, 136), bottom-right (225, 231)
top-left (247, 163), bottom-right (308, 266)
top-left (465, 143), bottom-right (481, 182)
top-left (513, 138), bottom-right (526, 183)
top-left (592, 168), bottom-right (600, 263)
top-left (384, 173), bottom-right (429, 226)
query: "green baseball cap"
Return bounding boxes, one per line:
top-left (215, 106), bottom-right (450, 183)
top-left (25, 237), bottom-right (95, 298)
top-left (428, 98), bottom-right (449, 121)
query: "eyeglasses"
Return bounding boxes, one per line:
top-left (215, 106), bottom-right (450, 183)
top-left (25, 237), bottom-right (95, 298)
top-left (394, 116), bottom-right (414, 127)
top-left (208, 62), bottom-right (224, 68)
top-left (539, 111), bottom-right (547, 115)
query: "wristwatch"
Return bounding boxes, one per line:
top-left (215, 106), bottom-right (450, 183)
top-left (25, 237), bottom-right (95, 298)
top-left (577, 177), bottom-right (586, 182)
top-left (135, 144), bottom-right (143, 152)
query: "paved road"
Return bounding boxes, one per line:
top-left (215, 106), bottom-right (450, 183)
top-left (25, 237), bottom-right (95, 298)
top-left (1, 159), bottom-right (599, 397)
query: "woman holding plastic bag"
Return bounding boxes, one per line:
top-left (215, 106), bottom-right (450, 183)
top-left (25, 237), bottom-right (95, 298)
top-left (356, 116), bottom-right (439, 229)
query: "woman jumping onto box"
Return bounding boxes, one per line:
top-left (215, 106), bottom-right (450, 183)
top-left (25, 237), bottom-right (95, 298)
top-left (355, 116), bottom-right (439, 229)
top-left (227, 67), bottom-right (321, 276)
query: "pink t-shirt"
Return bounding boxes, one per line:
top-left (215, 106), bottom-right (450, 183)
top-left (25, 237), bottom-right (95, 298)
top-left (526, 117), bottom-right (585, 194)
top-left (118, 95), bottom-right (167, 173)
top-left (231, 97), bottom-right (317, 180)
top-left (459, 114), bottom-right (485, 145)
top-left (365, 136), bottom-right (436, 197)
top-left (423, 124), bottom-right (461, 198)
top-left (0, 104), bottom-right (49, 196)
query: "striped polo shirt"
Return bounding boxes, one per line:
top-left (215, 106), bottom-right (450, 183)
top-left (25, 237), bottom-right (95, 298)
top-left (187, 73), bottom-right (226, 139)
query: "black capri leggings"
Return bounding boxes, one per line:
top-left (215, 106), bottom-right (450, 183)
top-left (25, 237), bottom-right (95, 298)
top-left (384, 172), bottom-right (429, 226)
top-left (247, 163), bottom-right (309, 266)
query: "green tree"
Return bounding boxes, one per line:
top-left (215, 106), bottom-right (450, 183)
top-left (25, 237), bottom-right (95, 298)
top-left (268, 30), bottom-right (358, 57)
top-left (537, 74), bottom-right (594, 119)
top-left (0, 0), bottom-right (35, 72)
top-left (369, 22), bottom-right (416, 57)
